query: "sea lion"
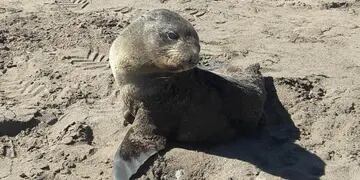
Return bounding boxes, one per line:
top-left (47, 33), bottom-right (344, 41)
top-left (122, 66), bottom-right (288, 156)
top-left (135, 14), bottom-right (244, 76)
top-left (109, 9), bottom-right (266, 180)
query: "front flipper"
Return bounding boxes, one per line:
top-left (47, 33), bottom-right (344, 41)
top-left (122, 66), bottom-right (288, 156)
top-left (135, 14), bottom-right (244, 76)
top-left (113, 109), bottom-right (166, 180)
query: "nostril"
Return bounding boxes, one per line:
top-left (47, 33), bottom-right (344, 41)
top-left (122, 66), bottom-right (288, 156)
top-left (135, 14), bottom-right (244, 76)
top-left (187, 55), bottom-right (199, 64)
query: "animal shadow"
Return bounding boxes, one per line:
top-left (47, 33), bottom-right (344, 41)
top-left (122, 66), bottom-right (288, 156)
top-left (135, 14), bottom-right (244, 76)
top-left (203, 77), bottom-right (325, 180)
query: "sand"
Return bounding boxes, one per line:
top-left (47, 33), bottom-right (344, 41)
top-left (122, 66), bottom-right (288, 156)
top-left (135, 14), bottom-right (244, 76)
top-left (0, 0), bottom-right (359, 179)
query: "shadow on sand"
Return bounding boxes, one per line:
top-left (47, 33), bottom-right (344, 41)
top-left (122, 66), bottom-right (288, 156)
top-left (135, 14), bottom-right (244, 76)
top-left (191, 77), bottom-right (324, 180)
top-left (135, 77), bottom-right (325, 180)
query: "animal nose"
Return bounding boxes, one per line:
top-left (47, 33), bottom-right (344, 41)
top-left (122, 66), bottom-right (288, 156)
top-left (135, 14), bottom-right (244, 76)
top-left (193, 43), bottom-right (200, 54)
top-left (188, 53), bottom-right (199, 64)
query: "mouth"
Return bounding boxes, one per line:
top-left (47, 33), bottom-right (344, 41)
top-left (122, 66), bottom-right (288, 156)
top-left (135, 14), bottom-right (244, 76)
top-left (154, 54), bottom-right (199, 73)
top-left (157, 62), bottom-right (196, 73)
top-left (188, 58), bottom-right (199, 66)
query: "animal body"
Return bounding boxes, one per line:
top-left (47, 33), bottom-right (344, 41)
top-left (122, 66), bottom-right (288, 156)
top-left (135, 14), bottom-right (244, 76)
top-left (109, 9), bottom-right (266, 180)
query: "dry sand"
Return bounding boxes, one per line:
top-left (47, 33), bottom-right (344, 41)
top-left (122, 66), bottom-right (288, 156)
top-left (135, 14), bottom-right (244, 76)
top-left (0, 0), bottom-right (360, 179)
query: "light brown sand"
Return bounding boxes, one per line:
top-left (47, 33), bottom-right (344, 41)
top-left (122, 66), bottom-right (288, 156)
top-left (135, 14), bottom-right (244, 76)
top-left (0, 0), bottom-right (359, 179)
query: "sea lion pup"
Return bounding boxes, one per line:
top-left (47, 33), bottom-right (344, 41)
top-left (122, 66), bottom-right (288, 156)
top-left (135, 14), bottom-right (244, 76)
top-left (109, 9), bottom-right (266, 180)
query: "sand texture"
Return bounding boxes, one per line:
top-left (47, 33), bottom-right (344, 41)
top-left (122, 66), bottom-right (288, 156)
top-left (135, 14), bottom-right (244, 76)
top-left (0, 0), bottom-right (360, 179)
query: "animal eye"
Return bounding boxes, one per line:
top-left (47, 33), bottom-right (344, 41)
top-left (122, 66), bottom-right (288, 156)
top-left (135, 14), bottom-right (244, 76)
top-left (167, 31), bottom-right (179, 40)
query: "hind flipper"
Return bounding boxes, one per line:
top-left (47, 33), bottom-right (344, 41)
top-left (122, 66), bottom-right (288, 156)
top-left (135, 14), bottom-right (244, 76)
top-left (113, 109), bottom-right (166, 180)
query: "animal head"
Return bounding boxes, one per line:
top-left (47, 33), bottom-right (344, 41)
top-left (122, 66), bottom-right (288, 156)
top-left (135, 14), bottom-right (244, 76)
top-left (142, 9), bottom-right (200, 72)
top-left (110, 9), bottom-right (200, 77)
